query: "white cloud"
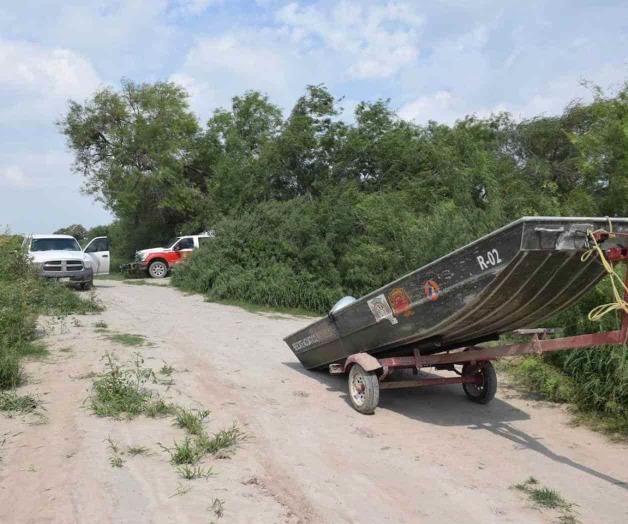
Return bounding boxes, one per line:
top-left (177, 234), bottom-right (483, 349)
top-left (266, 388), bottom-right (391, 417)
top-left (175, 29), bottom-right (322, 114)
top-left (0, 39), bottom-right (101, 124)
top-left (172, 0), bottom-right (223, 16)
top-left (0, 166), bottom-right (32, 188)
top-left (168, 72), bottom-right (219, 119)
top-left (276, 1), bottom-right (424, 79)
top-left (399, 91), bottom-right (462, 124)
top-left (0, 39), bottom-right (100, 98)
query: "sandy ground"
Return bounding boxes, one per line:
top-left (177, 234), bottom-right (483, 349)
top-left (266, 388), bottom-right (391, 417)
top-left (1, 278), bottom-right (627, 523)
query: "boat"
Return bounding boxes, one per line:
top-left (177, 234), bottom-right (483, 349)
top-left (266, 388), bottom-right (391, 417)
top-left (285, 216), bottom-right (628, 370)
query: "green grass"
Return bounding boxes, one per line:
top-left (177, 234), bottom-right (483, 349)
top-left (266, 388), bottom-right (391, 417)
top-left (196, 424), bottom-right (244, 455)
top-left (123, 279), bottom-right (148, 286)
top-left (159, 362), bottom-right (175, 375)
top-left (177, 464), bottom-right (214, 480)
top-left (94, 273), bottom-right (126, 281)
top-left (106, 333), bottom-right (146, 347)
top-left (204, 297), bottom-right (314, 318)
top-left (163, 436), bottom-right (201, 465)
top-left (90, 353), bottom-right (175, 418)
top-left (1, 234), bottom-right (102, 390)
top-left (127, 445), bottom-right (150, 456)
top-left (175, 408), bottom-right (209, 436)
top-left (0, 391), bottom-right (40, 414)
top-left (0, 352), bottom-right (22, 390)
top-left (501, 352), bottom-right (628, 439)
top-left (513, 477), bottom-right (578, 522)
top-left (162, 422), bottom-right (244, 470)
top-left (20, 343), bottom-right (49, 359)
top-left (106, 437), bottom-right (126, 468)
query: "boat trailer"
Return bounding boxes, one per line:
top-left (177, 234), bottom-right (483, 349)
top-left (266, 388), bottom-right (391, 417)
top-left (330, 260), bottom-right (628, 414)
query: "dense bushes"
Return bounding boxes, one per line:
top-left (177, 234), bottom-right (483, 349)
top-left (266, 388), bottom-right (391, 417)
top-left (0, 235), bottom-right (100, 389)
top-left (62, 79), bottom-right (628, 433)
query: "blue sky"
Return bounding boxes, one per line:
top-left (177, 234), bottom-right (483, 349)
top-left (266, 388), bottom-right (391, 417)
top-left (1, 0), bottom-right (627, 233)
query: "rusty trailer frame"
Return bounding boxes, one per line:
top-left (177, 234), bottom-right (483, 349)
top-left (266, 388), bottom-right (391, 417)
top-left (331, 261), bottom-right (628, 414)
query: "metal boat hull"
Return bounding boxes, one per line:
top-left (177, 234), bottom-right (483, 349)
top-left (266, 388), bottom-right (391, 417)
top-left (285, 217), bottom-right (628, 370)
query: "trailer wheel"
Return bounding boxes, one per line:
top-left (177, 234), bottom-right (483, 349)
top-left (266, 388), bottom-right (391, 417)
top-left (462, 361), bottom-right (497, 404)
top-left (348, 364), bottom-right (379, 414)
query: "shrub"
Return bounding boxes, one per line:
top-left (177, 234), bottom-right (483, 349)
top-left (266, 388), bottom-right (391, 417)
top-left (0, 234), bottom-right (101, 391)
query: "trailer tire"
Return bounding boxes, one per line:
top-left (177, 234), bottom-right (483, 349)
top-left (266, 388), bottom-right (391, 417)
top-left (348, 364), bottom-right (379, 414)
top-left (462, 361), bottom-right (497, 404)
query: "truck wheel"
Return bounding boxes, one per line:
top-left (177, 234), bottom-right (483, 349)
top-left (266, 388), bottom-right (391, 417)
top-left (462, 361), bottom-right (497, 404)
top-left (81, 280), bottom-right (93, 291)
top-left (348, 364), bottom-right (379, 414)
top-left (148, 260), bottom-right (168, 279)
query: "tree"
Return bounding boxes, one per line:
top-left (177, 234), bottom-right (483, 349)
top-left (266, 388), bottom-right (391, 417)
top-left (59, 80), bottom-right (203, 254)
top-left (54, 224), bottom-right (88, 241)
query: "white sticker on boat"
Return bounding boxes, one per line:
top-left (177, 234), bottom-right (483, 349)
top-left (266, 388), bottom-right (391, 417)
top-left (477, 248), bottom-right (502, 271)
top-left (367, 294), bottom-right (398, 325)
top-left (292, 333), bottom-right (320, 353)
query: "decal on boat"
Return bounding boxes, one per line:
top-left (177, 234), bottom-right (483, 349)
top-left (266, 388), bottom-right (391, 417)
top-left (423, 280), bottom-right (440, 301)
top-left (477, 248), bottom-right (502, 270)
top-left (388, 287), bottom-right (414, 318)
top-left (292, 333), bottom-right (321, 353)
top-left (367, 294), bottom-right (398, 325)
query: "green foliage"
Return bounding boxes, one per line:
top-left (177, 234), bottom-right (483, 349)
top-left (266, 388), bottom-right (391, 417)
top-left (0, 391), bottom-right (40, 414)
top-left (177, 464), bottom-right (214, 480)
top-left (90, 353), bottom-right (175, 418)
top-left (63, 80), bottom-right (628, 431)
top-left (54, 224), bottom-right (87, 241)
top-left (0, 235), bottom-right (100, 390)
top-left (106, 333), bottom-right (146, 347)
top-left (195, 424), bottom-right (244, 455)
top-left (513, 477), bottom-right (578, 522)
top-left (174, 408), bottom-right (209, 436)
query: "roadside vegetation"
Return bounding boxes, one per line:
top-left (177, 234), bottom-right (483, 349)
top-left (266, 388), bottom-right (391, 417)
top-left (513, 477), bottom-right (578, 523)
top-left (89, 351), bottom-right (244, 486)
top-left (0, 234), bottom-right (101, 391)
top-left (90, 353), bottom-right (176, 418)
top-left (58, 80), bottom-right (628, 435)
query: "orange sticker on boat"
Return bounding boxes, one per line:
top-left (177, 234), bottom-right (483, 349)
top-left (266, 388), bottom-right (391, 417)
top-left (388, 287), bottom-right (414, 318)
top-left (424, 280), bottom-right (440, 301)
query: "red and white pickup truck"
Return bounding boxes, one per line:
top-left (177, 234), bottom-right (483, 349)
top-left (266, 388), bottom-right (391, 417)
top-left (122, 232), bottom-right (213, 278)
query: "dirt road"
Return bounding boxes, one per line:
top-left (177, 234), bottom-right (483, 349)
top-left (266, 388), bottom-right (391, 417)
top-left (1, 279), bottom-right (627, 523)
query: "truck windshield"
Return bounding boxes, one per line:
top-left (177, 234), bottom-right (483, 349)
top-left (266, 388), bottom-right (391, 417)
top-left (164, 237), bottom-right (180, 248)
top-left (30, 238), bottom-right (81, 252)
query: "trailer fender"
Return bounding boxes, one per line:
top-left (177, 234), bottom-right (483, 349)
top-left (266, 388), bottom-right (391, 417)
top-left (344, 353), bottom-right (382, 374)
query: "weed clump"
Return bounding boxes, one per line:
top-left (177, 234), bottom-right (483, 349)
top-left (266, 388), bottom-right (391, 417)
top-left (177, 464), bottom-right (214, 480)
top-left (196, 424), bottom-right (244, 456)
top-left (91, 353), bottom-right (175, 418)
top-left (175, 408), bottom-right (209, 436)
top-left (107, 333), bottom-right (146, 347)
top-left (513, 477), bottom-right (578, 522)
top-left (0, 391), bottom-right (40, 414)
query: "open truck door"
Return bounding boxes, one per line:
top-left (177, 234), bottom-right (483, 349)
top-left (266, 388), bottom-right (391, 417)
top-left (83, 236), bottom-right (110, 275)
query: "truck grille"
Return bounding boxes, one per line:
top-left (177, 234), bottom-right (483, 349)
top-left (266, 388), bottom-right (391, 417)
top-left (43, 260), bottom-right (84, 272)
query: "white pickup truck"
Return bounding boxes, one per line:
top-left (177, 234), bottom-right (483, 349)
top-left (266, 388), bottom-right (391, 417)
top-left (22, 234), bottom-right (110, 290)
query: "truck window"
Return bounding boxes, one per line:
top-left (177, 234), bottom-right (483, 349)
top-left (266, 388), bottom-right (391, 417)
top-left (85, 238), bottom-right (109, 253)
top-left (198, 237), bottom-right (212, 247)
top-left (31, 238), bottom-right (81, 251)
top-left (176, 237), bottom-right (194, 250)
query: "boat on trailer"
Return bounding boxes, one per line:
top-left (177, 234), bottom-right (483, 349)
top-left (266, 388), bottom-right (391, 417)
top-left (284, 217), bottom-right (628, 413)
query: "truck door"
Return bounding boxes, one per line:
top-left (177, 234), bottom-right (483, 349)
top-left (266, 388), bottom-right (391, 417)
top-left (83, 237), bottom-right (110, 275)
top-left (174, 236), bottom-right (195, 262)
